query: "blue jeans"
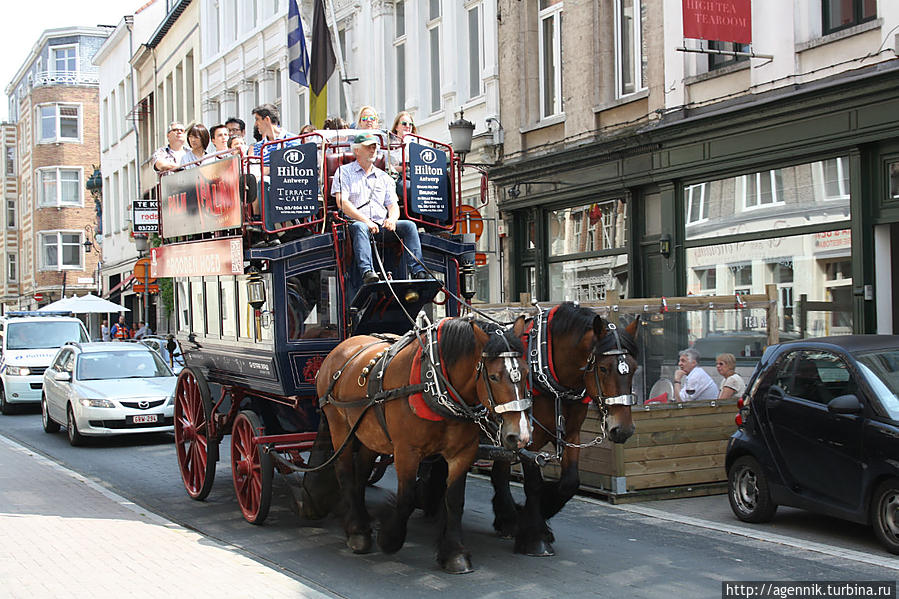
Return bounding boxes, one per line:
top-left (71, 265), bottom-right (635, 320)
top-left (348, 219), bottom-right (424, 277)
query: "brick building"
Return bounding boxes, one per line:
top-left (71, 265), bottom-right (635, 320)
top-left (4, 27), bottom-right (111, 311)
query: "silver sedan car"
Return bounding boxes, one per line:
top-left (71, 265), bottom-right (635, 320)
top-left (41, 342), bottom-right (178, 446)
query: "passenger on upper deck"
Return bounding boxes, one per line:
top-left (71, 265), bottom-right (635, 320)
top-left (388, 111), bottom-right (417, 168)
top-left (332, 132), bottom-right (430, 285)
top-left (225, 117), bottom-right (246, 140)
top-left (180, 124), bottom-right (211, 168)
top-left (356, 106), bottom-right (380, 130)
top-left (152, 122), bottom-right (187, 173)
top-left (210, 124), bottom-right (230, 156)
top-left (251, 104), bottom-right (300, 175)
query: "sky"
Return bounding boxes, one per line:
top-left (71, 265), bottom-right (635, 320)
top-left (0, 0), bottom-right (141, 122)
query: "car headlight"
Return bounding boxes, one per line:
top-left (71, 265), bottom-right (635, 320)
top-left (79, 398), bottom-right (115, 408)
top-left (6, 366), bottom-right (31, 376)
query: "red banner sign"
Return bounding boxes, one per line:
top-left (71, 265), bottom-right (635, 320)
top-left (159, 156), bottom-right (242, 238)
top-left (150, 237), bottom-right (245, 278)
top-left (682, 0), bottom-right (752, 44)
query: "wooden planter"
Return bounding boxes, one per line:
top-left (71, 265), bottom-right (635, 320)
top-left (540, 399), bottom-right (739, 502)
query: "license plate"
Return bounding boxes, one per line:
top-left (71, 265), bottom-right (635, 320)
top-left (132, 414), bottom-right (159, 424)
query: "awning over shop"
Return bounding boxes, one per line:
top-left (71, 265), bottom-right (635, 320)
top-left (104, 274), bottom-right (135, 300)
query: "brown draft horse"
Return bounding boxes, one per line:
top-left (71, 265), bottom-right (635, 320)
top-left (316, 316), bottom-right (531, 573)
top-left (490, 302), bottom-right (639, 556)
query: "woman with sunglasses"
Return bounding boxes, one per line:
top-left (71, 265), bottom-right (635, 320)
top-left (356, 106), bottom-right (380, 129)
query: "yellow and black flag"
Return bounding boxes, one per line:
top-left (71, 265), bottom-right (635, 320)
top-left (310, 0), bottom-right (336, 128)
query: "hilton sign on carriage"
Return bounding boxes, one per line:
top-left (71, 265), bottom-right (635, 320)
top-left (407, 142), bottom-right (450, 223)
top-left (266, 143), bottom-right (320, 230)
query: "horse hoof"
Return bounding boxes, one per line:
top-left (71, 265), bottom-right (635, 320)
top-left (525, 540), bottom-right (554, 557)
top-left (441, 553), bottom-right (473, 574)
top-left (347, 533), bottom-right (372, 554)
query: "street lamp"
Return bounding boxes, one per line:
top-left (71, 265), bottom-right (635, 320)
top-left (448, 108), bottom-right (475, 166)
top-left (133, 233), bottom-right (150, 330)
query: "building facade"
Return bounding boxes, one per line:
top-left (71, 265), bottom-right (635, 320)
top-left (0, 124), bottom-right (18, 309)
top-left (94, 1), bottom-right (166, 323)
top-left (494, 0), bottom-right (899, 349)
top-left (4, 27), bottom-right (111, 312)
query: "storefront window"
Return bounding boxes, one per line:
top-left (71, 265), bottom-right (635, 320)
top-left (685, 157), bottom-right (850, 241)
top-left (548, 198), bottom-right (627, 254)
top-left (686, 230), bottom-right (852, 340)
top-left (549, 255), bottom-right (629, 302)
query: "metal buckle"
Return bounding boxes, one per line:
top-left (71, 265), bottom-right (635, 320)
top-left (601, 393), bottom-right (637, 406)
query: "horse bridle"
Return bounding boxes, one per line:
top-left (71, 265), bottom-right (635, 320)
top-left (477, 330), bottom-right (532, 415)
top-left (584, 322), bottom-right (638, 408)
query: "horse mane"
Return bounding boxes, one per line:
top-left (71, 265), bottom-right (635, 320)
top-left (438, 318), bottom-right (525, 369)
top-left (549, 302), bottom-right (596, 340)
top-left (594, 317), bottom-right (640, 358)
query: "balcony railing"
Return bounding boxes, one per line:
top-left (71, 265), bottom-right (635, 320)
top-left (32, 70), bottom-right (100, 88)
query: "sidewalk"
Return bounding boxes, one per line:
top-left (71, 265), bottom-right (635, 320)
top-left (0, 434), bottom-right (331, 599)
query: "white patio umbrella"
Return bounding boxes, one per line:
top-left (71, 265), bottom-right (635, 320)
top-left (38, 293), bottom-right (129, 314)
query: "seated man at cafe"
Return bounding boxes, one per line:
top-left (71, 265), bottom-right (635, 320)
top-left (673, 348), bottom-right (718, 402)
top-left (331, 132), bottom-right (429, 284)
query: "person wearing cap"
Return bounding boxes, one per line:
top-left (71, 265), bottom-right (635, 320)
top-left (332, 132), bottom-right (429, 284)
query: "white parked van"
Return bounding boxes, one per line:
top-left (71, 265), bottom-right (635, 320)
top-left (0, 311), bottom-right (89, 414)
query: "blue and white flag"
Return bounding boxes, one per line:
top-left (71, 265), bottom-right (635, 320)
top-left (288, 0), bottom-right (310, 87)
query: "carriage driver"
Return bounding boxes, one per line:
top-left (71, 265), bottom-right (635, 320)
top-left (332, 132), bottom-right (430, 285)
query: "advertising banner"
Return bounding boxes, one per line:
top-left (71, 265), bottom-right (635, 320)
top-left (133, 199), bottom-right (159, 233)
top-left (149, 237), bottom-right (244, 278)
top-left (266, 143), bottom-right (320, 229)
top-left (159, 156), bottom-right (242, 238)
top-left (407, 142), bottom-right (449, 223)
top-left (682, 0), bottom-right (752, 44)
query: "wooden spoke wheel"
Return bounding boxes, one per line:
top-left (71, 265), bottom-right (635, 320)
top-left (231, 410), bottom-right (273, 524)
top-left (174, 367), bottom-right (218, 500)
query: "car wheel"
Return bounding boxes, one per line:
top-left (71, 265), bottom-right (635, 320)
top-left (728, 455), bottom-right (777, 523)
top-left (0, 384), bottom-right (12, 415)
top-left (67, 404), bottom-right (85, 447)
top-left (42, 396), bottom-right (60, 433)
top-left (871, 479), bottom-right (899, 555)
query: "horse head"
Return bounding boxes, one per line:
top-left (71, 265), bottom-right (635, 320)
top-left (473, 316), bottom-right (532, 450)
top-left (585, 316), bottom-right (640, 444)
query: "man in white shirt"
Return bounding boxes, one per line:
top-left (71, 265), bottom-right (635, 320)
top-left (151, 122), bottom-right (187, 172)
top-left (674, 348), bottom-right (717, 401)
top-left (332, 132), bottom-right (428, 284)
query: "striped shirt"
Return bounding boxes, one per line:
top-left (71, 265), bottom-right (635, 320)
top-left (331, 161), bottom-right (397, 225)
top-left (252, 131), bottom-right (301, 167)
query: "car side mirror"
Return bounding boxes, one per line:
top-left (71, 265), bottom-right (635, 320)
top-left (827, 394), bottom-right (862, 415)
top-left (51, 371), bottom-right (71, 382)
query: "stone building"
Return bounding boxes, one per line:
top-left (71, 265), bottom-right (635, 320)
top-left (4, 27), bottom-right (111, 311)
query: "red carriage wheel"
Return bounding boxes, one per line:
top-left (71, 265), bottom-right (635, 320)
top-left (174, 367), bottom-right (218, 500)
top-left (231, 410), bottom-right (273, 524)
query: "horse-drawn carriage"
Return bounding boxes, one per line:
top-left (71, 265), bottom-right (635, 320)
top-left (154, 129), bottom-right (640, 572)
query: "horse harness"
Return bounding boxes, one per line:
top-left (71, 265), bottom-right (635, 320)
top-left (526, 304), bottom-right (637, 461)
top-left (318, 318), bottom-right (530, 443)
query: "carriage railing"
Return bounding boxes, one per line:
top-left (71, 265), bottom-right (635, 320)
top-left (398, 133), bottom-right (459, 232)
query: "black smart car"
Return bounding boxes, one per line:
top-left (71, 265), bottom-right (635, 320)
top-left (726, 335), bottom-right (899, 554)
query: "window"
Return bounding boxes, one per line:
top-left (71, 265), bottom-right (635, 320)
top-left (395, 1), bottom-right (406, 110)
top-left (427, 2), bottom-right (442, 113)
top-left (823, 0), bottom-right (876, 35)
top-left (615, 0), bottom-right (644, 96)
top-left (7, 253), bottom-right (16, 283)
top-left (41, 232), bottom-right (83, 269)
top-left (708, 40), bottom-right (749, 70)
top-left (467, 3), bottom-right (483, 99)
top-left (37, 104), bottom-right (80, 143)
top-left (891, 161), bottom-right (899, 200)
top-left (38, 168), bottom-right (82, 207)
top-left (538, 0), bottom-right (562, 118)
top-left (53, 46), bottom-right (77, 74)
top-left (4, 145), bottom-right (13, 176)
top-left (742, 169), bottom-right (784, 209)
top-left (685, 183), bottom-right (708, 224)
top-left (209, 0), bottom-right (220, 54)
top-left (6, 199), bottom-right (15, 229)
top-left (817, 156), bottom-right (849, 200)
top-left (693, 268), bottom-right (716, 294)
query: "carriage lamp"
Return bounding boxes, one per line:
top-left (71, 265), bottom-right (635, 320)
top-left (246, 269), bottom-right (266, 310)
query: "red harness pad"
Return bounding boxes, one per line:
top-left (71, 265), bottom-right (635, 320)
top-left (408, 345), bottom-right (444, 421)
